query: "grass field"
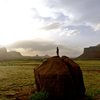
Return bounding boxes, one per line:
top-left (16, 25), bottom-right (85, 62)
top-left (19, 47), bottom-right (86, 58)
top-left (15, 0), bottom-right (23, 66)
top-left (76, 60), bottom-right (100, 100)
top-left (0, 59), bottom-right (100, 100)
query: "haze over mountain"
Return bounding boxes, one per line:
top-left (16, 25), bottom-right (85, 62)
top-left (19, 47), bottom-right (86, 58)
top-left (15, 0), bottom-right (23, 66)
top-left (0, 47), bottom-right (50, 60)
top-left (7, 40), bottom-right (80, 58)
top-left (0, 44), bottom-right (100, 60)
top-left (0, 47), bottom-right (23, 60)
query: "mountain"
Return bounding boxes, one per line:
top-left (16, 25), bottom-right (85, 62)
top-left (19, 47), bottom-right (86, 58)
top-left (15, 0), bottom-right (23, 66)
top-left (0, 47), bottom-right (50, 60)
top-left (77, 44), bottom-right (100, 59)
top-left (0, 47), bottom-right (23, 60)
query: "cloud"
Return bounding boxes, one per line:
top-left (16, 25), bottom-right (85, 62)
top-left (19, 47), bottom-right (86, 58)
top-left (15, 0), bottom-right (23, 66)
top-left (59, 28), bottom-right (80, 37)
top-left (31, 0), bottom-right (100, 42)
top-left (87, 23), bottom-right (100, 31)
top-left (43, 0), bottom-right (100, 31)
top-left (7, 40), bottom-right (81, 57)
top-left (8, 41), bottom-right (57, 51)
top-left (46, 0), bottom-right (100, 22)
top-left (41, 22), bottom-right (60, 30)
top-left (0, 0), bottom-right (100, 55)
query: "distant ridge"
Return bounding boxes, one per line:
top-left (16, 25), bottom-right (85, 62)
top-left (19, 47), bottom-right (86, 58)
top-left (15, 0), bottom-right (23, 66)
top-left (77, 44), bottom-right (100, 59)
top-left (96, 44), bottom-right (100, 47)
top-left (0, 47), bottom-right (50, 60)
top-left (0, 47), bottom-right (23, 60)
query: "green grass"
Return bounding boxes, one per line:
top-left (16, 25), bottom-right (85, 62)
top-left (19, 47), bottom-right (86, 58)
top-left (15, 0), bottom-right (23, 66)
top-left (0, 59), bottom-right (100, 100)
top-left (29, 91), bottom-right (48, 100)
top-left (75, 60), bottom-right (100, 99)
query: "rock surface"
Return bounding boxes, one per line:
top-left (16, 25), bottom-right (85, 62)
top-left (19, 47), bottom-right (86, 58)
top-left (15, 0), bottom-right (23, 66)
top-left (34, 56), bottom-right (85, 100)
top-left (78, 44), bottom-right (100, 59)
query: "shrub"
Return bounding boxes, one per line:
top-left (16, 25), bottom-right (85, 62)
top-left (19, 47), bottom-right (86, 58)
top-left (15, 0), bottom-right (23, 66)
top-left (29, 91), bottom-right (48, 100)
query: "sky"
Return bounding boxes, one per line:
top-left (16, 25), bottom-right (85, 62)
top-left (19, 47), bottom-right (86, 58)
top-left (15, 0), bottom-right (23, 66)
top-left (0, 0), bottom-right (100, 57)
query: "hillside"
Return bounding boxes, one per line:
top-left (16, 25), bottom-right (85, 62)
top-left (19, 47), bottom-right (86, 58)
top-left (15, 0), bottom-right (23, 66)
top-left (0, 47), bottom-right (23, 60)
top-left (0, 47), bottom-right (50, 60)
top-left (77, 44), bottom-right (100, 59)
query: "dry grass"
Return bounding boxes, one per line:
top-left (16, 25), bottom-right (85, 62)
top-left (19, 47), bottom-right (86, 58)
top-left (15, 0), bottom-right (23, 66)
top-left (0, 59), bottom-right (100, 100)
top-left (0, 59), bottom-right (41, 100)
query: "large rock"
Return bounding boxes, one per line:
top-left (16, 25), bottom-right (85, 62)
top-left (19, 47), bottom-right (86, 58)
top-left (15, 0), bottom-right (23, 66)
top-left (34, 56), bottom-right (85, 100)
top-left (62, 56), bottom-right (85, 97)
top-left (77, 44), bottom-right (100, 59)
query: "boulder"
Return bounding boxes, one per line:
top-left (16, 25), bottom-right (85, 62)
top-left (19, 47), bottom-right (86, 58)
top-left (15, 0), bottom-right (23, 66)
top-left (62, 56), bottom-right (85, 97)
top-left (34, 56), bottom-right (85, 100)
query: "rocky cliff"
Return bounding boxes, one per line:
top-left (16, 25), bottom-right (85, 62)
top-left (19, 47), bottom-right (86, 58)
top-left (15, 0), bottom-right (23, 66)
top-left (77, 44), bottom-right (100, 59)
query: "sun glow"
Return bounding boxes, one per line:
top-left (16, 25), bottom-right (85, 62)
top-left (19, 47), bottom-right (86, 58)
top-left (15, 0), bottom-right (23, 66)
top-left (0, 0), bottom-right (37, 46)
top-left (0, 0), bottom-right (57, 47)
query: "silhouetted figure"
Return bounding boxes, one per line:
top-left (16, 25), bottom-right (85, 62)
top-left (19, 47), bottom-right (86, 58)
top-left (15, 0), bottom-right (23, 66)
top-left (56, 47), bottom-right (59, 56)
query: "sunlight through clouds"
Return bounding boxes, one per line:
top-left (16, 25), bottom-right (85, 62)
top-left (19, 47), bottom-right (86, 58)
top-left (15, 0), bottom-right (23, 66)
top-left (0, 0), bottom-right (50, 45)
top-left (0, 0), bottom-right (100, 57)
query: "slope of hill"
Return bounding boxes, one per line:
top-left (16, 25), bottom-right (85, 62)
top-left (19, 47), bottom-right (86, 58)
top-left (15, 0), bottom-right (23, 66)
top-left (0, 47), bottom-right (50, 60)
top-left (0, 47), bottom-right (23, 60)
top-left (77, 44), bottom-right (100, 59)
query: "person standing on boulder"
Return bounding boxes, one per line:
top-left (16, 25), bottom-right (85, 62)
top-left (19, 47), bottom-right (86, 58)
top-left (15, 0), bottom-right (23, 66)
top-left (56, 47), bottom-right (59, 56)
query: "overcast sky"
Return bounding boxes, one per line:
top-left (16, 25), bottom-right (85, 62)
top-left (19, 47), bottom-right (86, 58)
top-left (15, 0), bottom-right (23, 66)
top-left (0, 0), bottom-right (100, 57)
